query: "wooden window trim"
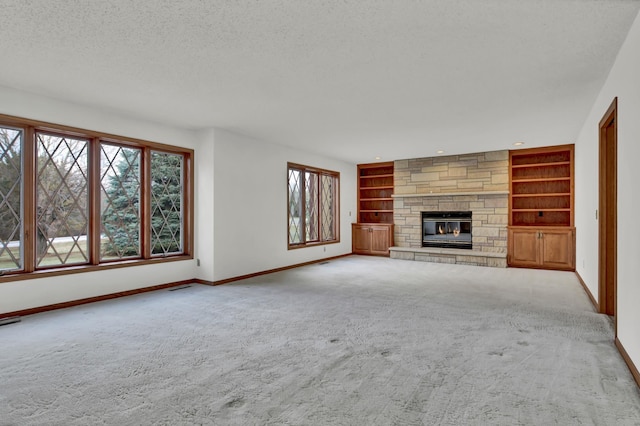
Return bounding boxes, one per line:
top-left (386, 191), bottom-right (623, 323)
top-left (287, 162), bottom-right (340, 250)
top-left (0, 113), bottom-right (194, 283)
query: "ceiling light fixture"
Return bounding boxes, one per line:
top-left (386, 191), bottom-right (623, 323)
top-left (436, 150), bottom-right (444, 154)
top-left (375, 156), bottom-right (381, 160)
top-left (513, 142), bottom-right (525, 146)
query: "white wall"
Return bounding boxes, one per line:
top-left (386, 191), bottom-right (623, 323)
top-left (0, 86), bottom-right (199, 314)
top-left (211, 128), bottom-right (356, 281)
top-left (575, 12), bottom-right (640, 371)
top-left (194, 129), bottom-right (215, 282)
top-left (0, 86), bottom-right (358, 311)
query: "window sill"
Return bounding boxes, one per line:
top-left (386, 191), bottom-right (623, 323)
top-left (0, 255), bottom-right (193, 284)
top-left (287, 239), bottom-right (341, 250)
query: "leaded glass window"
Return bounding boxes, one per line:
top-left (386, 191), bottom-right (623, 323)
top-left (36, 132), bottom-right (89, 267)
top-left (287, 163), bottom-right (339, 248)
top-left (0, 126), bottom-right (23, 271)
top-left (288, 168), bottom-right (303, 244)
top-left (150, 151), bottom-right (183, 256)
top-left (100, 144), bottom-right (141, 260)
top-left (0, 114), bottom-right (192, 280)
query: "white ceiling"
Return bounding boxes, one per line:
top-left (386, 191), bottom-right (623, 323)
top-left (1, 1), bottom-right (639, 164)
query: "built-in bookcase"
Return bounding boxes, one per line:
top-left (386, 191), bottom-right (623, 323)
top-left (357, 162), bottom-right (394, 224)
top-left (508, 144), bottom-right (575, 270)
top-left (509, 145), bottom-right (574, 227)
top-left (353, 162), bottom-right (394, 256)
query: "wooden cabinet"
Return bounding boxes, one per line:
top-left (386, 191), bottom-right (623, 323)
top-left (508, 145), bottom-right (575, 270)
top-left (508, 226), bottom-right (575, 270)
top-left (352, 223), bottom-right (394, 256)
top-left (353, 162), bottom-right (395, 256)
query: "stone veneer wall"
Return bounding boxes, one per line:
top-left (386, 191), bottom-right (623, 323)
top-left (393, 150), bottom-right (509, 265)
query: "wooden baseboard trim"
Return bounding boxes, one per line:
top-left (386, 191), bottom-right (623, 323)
top-left (0, 255), bottom-right (354, 318)
top-left (615, 337), bottom-right (640, 389)
top-left (209, 254), bottom-right (353, 286)
top-left (0, 279), bottom-right (194, 320)
top-left (575, 271), bottom-right (599, 312)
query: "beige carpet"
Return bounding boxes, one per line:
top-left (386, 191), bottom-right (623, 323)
top-left (1, 255), bottom-right (639, 425)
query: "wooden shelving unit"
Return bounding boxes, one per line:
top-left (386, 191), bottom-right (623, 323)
top-left (509, 148), bottom-right (574, 227)
top-left (357, 162), bottom-right (394, 224)
top-left (508, 145), bottom-right (575, 270)
top-left (354, 162), bottom-right (394, 256)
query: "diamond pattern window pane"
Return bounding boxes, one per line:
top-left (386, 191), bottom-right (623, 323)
top-left (288, 168), bottom-right (302, 244)
top-left (100, 144), bottom-right (141, 260)
top-left (288, 164), bottom-right (339, 247)
top-left (151, 151), bottom-right (183, 256)
top-left (305, 172), bottom-right (319, 242)
top-left (0, 126), bottom-right (23, 271)
top-left (36, 133), bottom-right (89, 267)
top-left (321, 174), bottom-right (336, 241)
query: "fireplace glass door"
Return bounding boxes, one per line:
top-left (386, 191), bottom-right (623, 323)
top-left (422, 211), bottom-right (472, 249)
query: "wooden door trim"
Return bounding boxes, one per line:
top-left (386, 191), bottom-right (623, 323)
top-left (598, 97), bottom-right (617, 323)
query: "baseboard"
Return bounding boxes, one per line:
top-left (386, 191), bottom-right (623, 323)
top-left (0, 254), bottom-right (354, 318)
top-left (615, 337), bottom-right (640, 389)
top-left (575, 271), bottom-right (599, 312)
top-left (0, 279), bottom-right (194, 320)
top-left (207, 254), bottom-right (353, 286)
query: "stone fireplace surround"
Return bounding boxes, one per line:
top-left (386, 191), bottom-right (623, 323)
top-left (390, 151), bottom-right (509, 267)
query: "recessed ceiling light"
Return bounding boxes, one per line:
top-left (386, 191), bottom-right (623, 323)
top-left (436, 150), bottom-right (445, 154)
top-left (513, 142), bottom-right (525, 146)
top-left (374, 156), bottom-right (381, 160)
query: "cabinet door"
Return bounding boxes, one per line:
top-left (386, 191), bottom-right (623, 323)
top-left (540, 229), bottom-right (575, 270)
top-left (352, 224), bottom-right (371, 254)
top-left (508, 228), bottom-right (540, 267)
top-left (370, 226), bottom-right (391, 256)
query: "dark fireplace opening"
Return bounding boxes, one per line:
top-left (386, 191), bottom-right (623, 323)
top-left (422, 211), bottom-right (472, 250)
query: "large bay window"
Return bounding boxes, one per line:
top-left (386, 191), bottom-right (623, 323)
top-left (0, 114), bottom-right (193, 281)
top-left (287, 162), bottom-right (339, 249)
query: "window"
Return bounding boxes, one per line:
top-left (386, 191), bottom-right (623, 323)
top-left (150, 151), bottom-right (183, 256)
top-left (0, 114), bottom-right (193, 280)
top-left (0, 126), bottom-right (22, 272)
top-left (100, 144), bottom-right (141, 260)
top-left (36, 132), bottom-right (89, 267)
top-left (287, 163), bottom-right (339, 248)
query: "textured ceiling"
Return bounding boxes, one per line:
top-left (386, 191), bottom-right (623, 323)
top-left (1, 1), bottom-right (639, 163)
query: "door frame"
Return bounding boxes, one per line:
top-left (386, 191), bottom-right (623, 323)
top-left (598, 97), bottom-right (617, 323)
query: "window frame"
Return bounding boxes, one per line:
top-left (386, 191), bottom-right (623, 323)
top-left (0, 114), bottom-right (194, 283)
top-left (287, 162), bottom-right (340, 250)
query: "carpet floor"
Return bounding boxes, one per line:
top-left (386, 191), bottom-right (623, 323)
top-left (1, 255), bottom-right (639, 425)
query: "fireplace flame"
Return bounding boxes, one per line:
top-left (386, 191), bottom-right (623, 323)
top-left (438, 225), bottom-right (444, 234)
top-left (453, 228), bottom-right (460, 237)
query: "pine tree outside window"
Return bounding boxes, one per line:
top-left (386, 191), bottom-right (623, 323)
top-left (100, 144), bottom-right (141, 260)
top-left (0, 114), bottom-right (193, 281)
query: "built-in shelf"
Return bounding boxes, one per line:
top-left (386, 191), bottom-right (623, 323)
top-left (355, 162), bottom-right (395, 256)
top-left (511, 161), bottom-right (571, 169)
top-left (360, 173), bottom-right (394, 178)
top-left (509, 145), bottom-right (574, 227)
top-left (357, 162), bottom-right (394, 224)
top-left (508, 144), bottom-right (575, 271)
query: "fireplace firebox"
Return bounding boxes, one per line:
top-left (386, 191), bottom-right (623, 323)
top-left (422, 211), bottom-right (472, 249)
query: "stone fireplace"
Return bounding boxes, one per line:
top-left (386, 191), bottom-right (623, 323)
top-left (389, 151), bottom-right (509, 267)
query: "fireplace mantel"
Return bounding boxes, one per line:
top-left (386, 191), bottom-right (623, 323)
top-left (392, 190), bottom-right (509, 198)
